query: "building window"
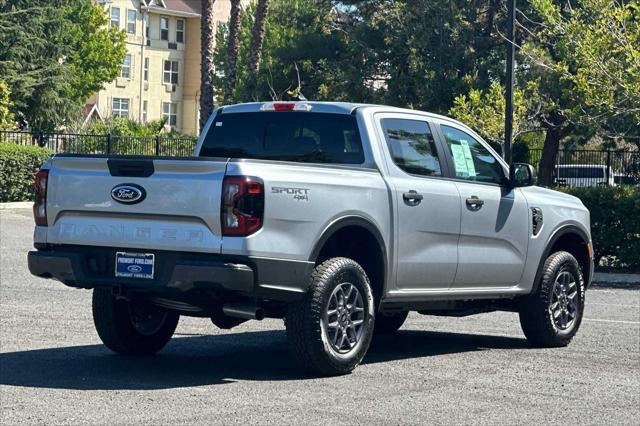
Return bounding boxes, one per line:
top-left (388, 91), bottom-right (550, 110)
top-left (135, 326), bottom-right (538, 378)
top-left (162, 102), bottom-right (177, 127)
top-left (163, 60), bottom-right (179, 84)
top-left (144, 14), bottom-right (149, 38)
top-left (143, 57), bottom-right (149, 81)
top-left (126, 9), bottom-right (136, 34)
top-left (142, 101), bottom-right (148, 123)
top-left (121, 54), bottom-right (132, 79)
top-left (112, 98), bottom-right (129, 118)
top-left (110, 7), bottom-right (120, 29)
top-left (176, 19), bottom-right (185, 43)
top-left (160, 17), bottom-right (169, 41)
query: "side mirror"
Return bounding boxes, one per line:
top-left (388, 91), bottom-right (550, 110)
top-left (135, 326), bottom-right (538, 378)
top-left (509, 163), bottom-right (537, 187)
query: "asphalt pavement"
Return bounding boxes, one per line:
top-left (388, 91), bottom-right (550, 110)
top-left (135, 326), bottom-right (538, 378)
top-left (1, 208), bottom-right (639, 424)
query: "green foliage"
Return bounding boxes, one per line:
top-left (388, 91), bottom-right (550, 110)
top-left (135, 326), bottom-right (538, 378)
top-left (523, 0), bottom-right (640, 145)
top-left (0, 80), bottom-right (14, 130)
top-left (449, 82), bottom-right (530, 146)
top-left (214, 0), bottom-right (376, 104)
top-left (559, 186), bottom-right (640, 270)
top-left (0, 0), bottom-right (126, 131)
top-left (73, 118), bottom-right (196, 155)
top-left (0, 143), bottom-right (52, 202)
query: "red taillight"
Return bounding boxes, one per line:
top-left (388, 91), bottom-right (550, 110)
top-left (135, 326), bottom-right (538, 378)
top-left (33, 169), bottom-right (49, 226)
top-left (221, 176), bottom-right (264, 236)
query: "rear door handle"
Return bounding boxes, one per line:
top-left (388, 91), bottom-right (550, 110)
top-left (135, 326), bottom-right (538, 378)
top-left (466, 196), bottom-right (484, 210)
top-left (403, 191), bottom-right (423, 205)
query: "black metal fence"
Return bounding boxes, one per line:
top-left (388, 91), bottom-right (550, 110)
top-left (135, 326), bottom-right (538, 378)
top-left (2, 130), bottom-right (638, 186)
top-left (516, 148), bottom-right (639, 187)
top-left (0, 130), bottom-right (198, 157)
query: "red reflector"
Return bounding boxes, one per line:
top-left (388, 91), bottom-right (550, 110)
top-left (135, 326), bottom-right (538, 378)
top-left (273, 103), bottom-right (296, 111)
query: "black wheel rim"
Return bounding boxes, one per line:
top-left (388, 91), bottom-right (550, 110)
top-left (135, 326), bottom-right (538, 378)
top-left (128, 302), bottom-right (168, 336)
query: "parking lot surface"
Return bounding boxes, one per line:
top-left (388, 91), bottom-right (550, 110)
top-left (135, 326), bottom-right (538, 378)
top-left (1, 208), bottom-right (639, 424)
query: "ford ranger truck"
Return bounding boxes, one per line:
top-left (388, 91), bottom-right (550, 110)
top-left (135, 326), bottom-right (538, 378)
top-left (28, 101), bottom-right (594, 376)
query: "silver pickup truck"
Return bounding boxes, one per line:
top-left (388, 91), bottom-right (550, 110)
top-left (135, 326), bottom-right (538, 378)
top-left (28, 101), bottom-right (594, 375)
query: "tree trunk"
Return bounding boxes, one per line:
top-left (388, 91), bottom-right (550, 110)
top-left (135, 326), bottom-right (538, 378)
top-left (200, 0), bottom-right (217, 132)
top-left (538, 110), bottom-right (568, 186)
top-left (246, 0), bottom-right (270, 99)
top-left (224, 0), bottom-right (242, 104)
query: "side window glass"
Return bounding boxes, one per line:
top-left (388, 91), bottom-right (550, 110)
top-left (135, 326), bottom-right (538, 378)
top-left (381, 118), bottom-right (442, 177)
top-left (441, 125), bottom-right (507, 184)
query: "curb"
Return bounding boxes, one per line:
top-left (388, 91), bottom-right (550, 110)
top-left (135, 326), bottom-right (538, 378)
top-left (0, 202), bottom-right (32, 210)
top-left (592, 272), bottom-right (640, 286)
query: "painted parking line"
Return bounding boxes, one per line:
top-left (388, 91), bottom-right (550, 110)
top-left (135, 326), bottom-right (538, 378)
top-left (583, 318), bottom-right (640, 325)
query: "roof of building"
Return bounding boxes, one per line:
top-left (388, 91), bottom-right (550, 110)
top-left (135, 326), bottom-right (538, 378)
top-left (142, 0), bottom-right (201, 17)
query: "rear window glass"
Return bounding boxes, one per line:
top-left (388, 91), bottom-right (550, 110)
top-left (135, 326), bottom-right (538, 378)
top-left (199, 112), bottom-right (364, 164)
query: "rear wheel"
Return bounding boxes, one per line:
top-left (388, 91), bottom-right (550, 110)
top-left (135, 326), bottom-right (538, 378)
top-left (286, 257), bottom-right (375, 376)
top-left (92, 288), bottom-right (179, 355)
top-left (374, 311), bottom-right (408, 334)
top-left (519, 251), bottom-right (585, 347)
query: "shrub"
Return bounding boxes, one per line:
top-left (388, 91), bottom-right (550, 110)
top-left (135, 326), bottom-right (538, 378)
top-left (0, 143), bottom-right (53, 202)
top-left (559, 186), bottom-right (640, 271)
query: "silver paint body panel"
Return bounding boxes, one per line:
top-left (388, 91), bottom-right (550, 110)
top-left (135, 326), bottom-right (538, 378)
top-left (35, 102), bottom-right (592, 302)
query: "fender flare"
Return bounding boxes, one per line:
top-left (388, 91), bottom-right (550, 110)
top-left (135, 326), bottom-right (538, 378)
top-left (308, 215), bottom-right (389, 296)
top-left (532, 224), bottom-right (593, 293)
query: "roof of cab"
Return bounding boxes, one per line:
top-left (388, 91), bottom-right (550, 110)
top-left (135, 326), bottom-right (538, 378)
top-left (218, 101), bottom-right (460, 124)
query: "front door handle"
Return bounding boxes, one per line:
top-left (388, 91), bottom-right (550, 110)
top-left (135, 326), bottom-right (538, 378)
top-left (403, 190), bottom-right (423, 205)
top-left (466, 196), bottom-right (484, 210)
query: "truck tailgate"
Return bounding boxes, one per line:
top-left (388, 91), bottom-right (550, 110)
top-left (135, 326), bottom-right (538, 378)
top-left (43, 156), bottom-right (227, 253)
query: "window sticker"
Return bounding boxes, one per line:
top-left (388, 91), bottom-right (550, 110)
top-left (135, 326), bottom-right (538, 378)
top-left (450, 144), bottom-right (469, 177)
top-left (460, 140), bottom-right (476, 177)
top-left (215, 121), bottom-right (223, 127)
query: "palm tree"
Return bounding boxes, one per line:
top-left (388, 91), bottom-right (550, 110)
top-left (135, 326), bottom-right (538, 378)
top-left (200, 0), bottom-right (217, 132)
top-left (246, 0), bottom-right (270, 99)
top-left (224, 0), bottom-right (243, 104)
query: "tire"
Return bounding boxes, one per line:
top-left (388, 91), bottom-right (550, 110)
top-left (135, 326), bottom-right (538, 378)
top-left (519, 251), bottom-right (585, 347)
top-left (374, 311), bottom-right (408, 334)
top-left (285, 257), bottom-right (375, 376)
top-left (92, 288), bottom-right (179, 355)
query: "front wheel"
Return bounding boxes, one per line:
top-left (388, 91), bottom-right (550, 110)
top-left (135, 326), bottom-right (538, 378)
top-left (519, 251), bottom-right (585, 347)
top-left (92, 288), bottom-right (179, 355)
top-left (286, 257), bottom-right (375, 376)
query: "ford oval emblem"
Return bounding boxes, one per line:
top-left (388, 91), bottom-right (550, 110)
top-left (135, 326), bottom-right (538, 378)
top-left (111, 184), bottom-right (146, 205)
top-left (127, 265), bottom-right (143, 273)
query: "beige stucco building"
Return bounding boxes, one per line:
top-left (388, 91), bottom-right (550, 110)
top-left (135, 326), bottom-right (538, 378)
top-left (89, 0), bottom-right (233, 135)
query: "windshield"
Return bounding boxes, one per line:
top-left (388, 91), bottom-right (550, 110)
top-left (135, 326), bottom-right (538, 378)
top-left (199, 112), bottom-right (364, 164)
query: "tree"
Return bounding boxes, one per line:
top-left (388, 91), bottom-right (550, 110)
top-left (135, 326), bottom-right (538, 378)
top-left (0, 80), bottom-right (14, 130)
top-left (246, 0), bottom-right (270, 99)
top-left (200, 0), bottom-right (217, 131)
top-left (0, 0), bottom-right (125, 131)
top-left (521, 0), bottom-right (640, 185)
top-left (449, 82), bottom-right (533, 148)
top-left (224, 0), bottom-right (243, 103)
top-left (213, 0), bottom-right (375, 104)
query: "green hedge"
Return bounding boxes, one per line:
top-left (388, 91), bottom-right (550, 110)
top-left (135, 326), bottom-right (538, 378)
top-left (0, 143), bottom-right (53, 202)
top-left (559, 186), bottom-right (640, 271)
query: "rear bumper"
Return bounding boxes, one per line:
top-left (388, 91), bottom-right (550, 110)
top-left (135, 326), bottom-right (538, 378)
top-left (28, 245), bottom-right (313, 302)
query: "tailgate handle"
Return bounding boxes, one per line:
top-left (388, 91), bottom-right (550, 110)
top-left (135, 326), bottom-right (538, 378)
top-left (107, 159), bottom-right (155, 177)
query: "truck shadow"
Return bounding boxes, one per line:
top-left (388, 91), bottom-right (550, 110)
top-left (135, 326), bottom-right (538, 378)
top-left (0, 329), bottom-right (529, 390)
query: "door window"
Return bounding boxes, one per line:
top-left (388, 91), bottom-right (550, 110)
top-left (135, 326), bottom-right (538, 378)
top-left (381, 118), bottom-right (442, 177)
top-left (441, 125), bottom-right (507, 185)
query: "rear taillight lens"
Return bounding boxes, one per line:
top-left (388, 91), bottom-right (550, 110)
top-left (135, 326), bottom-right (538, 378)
top-left (221, 176), bottom-right (264, 236)
top-left (33, 169), bottom-right (49, 226)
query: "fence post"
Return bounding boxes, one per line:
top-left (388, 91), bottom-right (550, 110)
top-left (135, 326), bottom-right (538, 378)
top-left (106, 133), bottom-right (112, 154)
top-left (606, 150), bottom-right (611, 186)
top-left (155, 135), bottom-right (160, 156)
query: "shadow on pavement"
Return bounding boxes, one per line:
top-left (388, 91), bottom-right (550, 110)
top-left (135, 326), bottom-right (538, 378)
top-left (0, 329), bottom-right (528, 390)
